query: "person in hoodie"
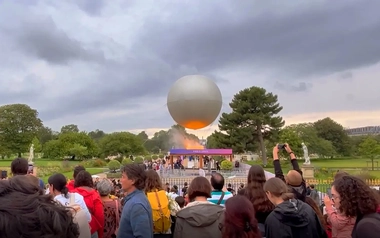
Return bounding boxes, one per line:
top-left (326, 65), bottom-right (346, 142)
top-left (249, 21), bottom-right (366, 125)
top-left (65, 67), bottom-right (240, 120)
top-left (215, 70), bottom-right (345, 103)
top-left (74, 170), bottom-right (105, 238)
top-left (264, 177), bottom-right (327, 238)
top-left (174, 176), bottom-right (224, 238)
top-left (67, 165), bottom-right (86, 191)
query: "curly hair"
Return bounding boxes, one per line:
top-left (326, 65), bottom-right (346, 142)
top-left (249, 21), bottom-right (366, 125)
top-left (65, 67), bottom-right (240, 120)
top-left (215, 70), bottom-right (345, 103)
top-left (74, 170), bottom-right (94, 188)
top-left (332, 175), bottom-right (380, 217)
top-left (223, 195), bottom-right (262, 238)
top-left (0, 176), bottom-right (79, 238)
top-left (243, 165), bottom-right (274, 213)
top-left (145, 169), bottom-right (163, 193)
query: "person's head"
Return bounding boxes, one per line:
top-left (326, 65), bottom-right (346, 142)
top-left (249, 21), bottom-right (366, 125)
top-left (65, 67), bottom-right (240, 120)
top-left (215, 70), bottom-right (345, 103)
top-left (175, 196), bottom-right (186, 208)
top-left (264, 177), bottom-right (294, 205)
top-left (0, 176), bottom-right (79, 237)
top-left (73, 165), bottom-right (85, 180)
top-left (145, 169), bottom-right (163, 193)
top-left (285, 170), bottom-right (302, 186)
top-left (96, 178), bottom-right (114, 197)
top-left (170, 187), bottom-right (178, 193)
top-left (48, 173), bottom-right (69, 198)
top-left (334, 171), bottom-right (349, 181)
top-left (187, 176), bottom-right (212, 201)
top-left (332, 175), bottom-right (380, 217)
top-left (310, 184), bottom-right (315, 189)
top-left (244, 165), bottom-right (274, 213)
top-left (121, 164), bottom-right (146, 193)
top-left (222, 195), bottom-right (262, 238)
top-left (74, 171), bottom-right (94, 188)
top-left (11, 158), bottom-right (28, 175)
top-left (210, 172), bottom-right (225, 190)
top-left (184, 182), bottom-right (188, 187)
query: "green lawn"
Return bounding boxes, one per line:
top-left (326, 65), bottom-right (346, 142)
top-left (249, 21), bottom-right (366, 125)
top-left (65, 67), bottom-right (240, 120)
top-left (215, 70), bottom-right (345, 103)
top-left (40, 168), bottom-right (106, 183)
top-left (0, 159), bottom-right (79, 167)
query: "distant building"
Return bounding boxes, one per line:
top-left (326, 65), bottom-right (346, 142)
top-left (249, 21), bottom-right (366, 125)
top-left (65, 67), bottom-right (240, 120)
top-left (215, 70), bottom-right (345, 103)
top-left (345, 126), bottom-right (380, 136)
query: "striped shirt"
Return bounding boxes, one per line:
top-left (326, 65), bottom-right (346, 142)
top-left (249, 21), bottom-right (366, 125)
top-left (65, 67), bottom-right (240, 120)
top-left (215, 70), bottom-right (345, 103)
top-left (207, 190), bottom-right (233, 206)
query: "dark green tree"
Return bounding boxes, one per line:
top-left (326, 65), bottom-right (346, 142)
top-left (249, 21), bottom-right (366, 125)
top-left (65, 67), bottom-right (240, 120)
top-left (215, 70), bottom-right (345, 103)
top-left (0, 104), bottom-right (43, 156)
top-left (215, 87), bottom-right (284, 165)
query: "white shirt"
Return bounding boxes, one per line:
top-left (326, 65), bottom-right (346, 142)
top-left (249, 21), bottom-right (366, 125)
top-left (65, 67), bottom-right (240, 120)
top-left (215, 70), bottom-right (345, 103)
top-left (54, 192), bottom-right (92, 222)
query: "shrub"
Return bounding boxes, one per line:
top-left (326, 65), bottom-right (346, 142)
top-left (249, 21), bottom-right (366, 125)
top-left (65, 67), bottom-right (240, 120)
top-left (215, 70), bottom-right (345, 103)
top-left (122, 158), bottom-right (133, 165)
top-left (134, 156), bottom-right (144, 164)
top-left (152, 155), bottom-right (158, 160)
top-left (108, 160), bottom-right (121, 172)
top-left (80, 159), bottom-right (107, 168)
top-left (159, 154), bottom-right (165, 159)
top-left (221, 160), bottom-right (233, 170)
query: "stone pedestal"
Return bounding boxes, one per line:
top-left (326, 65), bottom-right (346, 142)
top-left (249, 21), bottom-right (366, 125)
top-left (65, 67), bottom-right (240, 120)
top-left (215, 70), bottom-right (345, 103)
top-left (301, 164), bottom-right (315, 179)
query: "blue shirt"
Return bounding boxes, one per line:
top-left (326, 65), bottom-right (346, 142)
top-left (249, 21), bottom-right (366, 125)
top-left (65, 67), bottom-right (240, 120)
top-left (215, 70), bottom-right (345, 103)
top-left (118, 189), bottom-right (153, 238)
top-left (207, 190), bottom-right (233, 206)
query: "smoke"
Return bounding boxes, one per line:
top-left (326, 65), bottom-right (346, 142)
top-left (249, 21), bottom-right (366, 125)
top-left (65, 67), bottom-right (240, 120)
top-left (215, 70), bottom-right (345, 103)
top-left (169, 128), bottom-right (204, 149)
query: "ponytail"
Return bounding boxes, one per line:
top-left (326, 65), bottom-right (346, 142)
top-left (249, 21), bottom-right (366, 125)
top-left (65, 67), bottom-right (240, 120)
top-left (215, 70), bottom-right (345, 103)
top-left (61, 186), bottom-right (69, 198)
top-left (280, 192), bottom-right (294, 201)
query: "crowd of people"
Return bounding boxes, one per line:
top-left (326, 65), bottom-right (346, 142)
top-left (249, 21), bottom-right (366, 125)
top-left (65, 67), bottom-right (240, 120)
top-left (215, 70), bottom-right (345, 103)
top-left (1, 143), bottom-right (380, 237)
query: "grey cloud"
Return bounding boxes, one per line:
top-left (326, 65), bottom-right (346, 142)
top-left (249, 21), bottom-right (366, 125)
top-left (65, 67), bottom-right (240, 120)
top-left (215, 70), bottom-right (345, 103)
top-left (339, 72), bottom-right (353, 81)
top-left (274, 81), bottom-right (312, 92)
top-left (137, 0), bottom-right (380, 80)
top-left (11, 16), bottom-right (105, 65)
top-left (74, 0), bottom-right (106, 16)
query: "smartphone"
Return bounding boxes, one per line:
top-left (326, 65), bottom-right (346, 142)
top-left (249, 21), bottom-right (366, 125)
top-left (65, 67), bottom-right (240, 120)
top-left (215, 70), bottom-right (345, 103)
top-left (1, 170), bottom-right (7, 179)
top-left (28, 164), bottom-right (34, 174)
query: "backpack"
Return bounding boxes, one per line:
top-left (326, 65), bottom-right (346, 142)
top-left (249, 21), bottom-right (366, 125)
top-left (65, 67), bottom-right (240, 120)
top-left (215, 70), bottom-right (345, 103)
top-left (147, 190), bottom-right (171, 233)
top-left (67, 193), bottom-right (91, 238)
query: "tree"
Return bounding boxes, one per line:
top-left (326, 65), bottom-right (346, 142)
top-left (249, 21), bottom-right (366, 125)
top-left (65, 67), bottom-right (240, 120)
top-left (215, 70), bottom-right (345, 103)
top-left (358, 137), bottom-right (380, 170)
top-left (88, 129), bottom-right (106, 142)
top-left (38, 126), bottom-right (57, 145)
top-left (314, 118), bottom-right (352, 156)
top-left (216, 87), bottom-right (284, 165)
top-left (31, 137), bottom-right (42, 153)
top-left (108, 160), bottom-right (121, 173)
top-left (122, 158), bottom-right (133, 165)
top-left (278, 127), bottom-right (303, 156)
top-left (60, 124), bottom-right (79, 134)
top-left (0, 104), bottom-right (43, 156)
top-left (137, 131), bottom-right (149, 142)
top-left (285, 123), bottom-right (336, 157)
top-left (99, 132), bottom-right (147, 157)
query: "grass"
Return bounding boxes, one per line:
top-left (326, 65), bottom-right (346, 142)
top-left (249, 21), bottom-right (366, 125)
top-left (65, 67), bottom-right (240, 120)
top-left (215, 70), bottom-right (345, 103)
top-left (40, 168), bottom-right (106, 183)
top-left (0, 159), bottom-right (79, 167)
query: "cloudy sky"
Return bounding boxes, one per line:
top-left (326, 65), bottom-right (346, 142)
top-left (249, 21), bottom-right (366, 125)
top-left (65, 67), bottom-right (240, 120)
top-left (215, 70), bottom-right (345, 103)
top-left (0, 0), bottom-right (379, 138)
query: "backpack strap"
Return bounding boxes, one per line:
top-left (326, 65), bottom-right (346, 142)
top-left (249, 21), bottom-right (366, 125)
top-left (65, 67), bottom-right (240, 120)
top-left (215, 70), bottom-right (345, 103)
top-left (154, 191), bottom-right (165, 233)
top-left (217, 191), bottom-right (225, 205)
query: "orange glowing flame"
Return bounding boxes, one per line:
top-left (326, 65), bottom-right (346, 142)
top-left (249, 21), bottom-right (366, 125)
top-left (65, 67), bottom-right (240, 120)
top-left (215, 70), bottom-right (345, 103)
top-left (183, 120), bottom-right (208, 130)
top-left (183, 137), bottom-right (205, 149)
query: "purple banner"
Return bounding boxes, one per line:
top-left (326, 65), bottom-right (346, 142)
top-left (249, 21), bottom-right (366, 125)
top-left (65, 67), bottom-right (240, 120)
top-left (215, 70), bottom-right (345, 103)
top-left (169, 149), bottom-right (232, 155)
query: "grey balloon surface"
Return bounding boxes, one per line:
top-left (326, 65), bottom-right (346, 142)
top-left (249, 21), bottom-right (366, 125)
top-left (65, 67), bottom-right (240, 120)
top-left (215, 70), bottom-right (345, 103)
top-left (167, 75), bottom-right (223, 129)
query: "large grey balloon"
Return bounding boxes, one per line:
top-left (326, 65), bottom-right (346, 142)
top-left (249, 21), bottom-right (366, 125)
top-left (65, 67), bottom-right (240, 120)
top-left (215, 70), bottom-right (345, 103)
top-left (167, 75), bottom-right (222, 130)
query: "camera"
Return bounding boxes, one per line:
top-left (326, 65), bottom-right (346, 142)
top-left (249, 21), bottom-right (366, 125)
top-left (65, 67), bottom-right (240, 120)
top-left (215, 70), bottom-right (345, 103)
top-left (1, 170), bottom-right (7, 179)
top-left (277, 144), bottom-right (287, 150)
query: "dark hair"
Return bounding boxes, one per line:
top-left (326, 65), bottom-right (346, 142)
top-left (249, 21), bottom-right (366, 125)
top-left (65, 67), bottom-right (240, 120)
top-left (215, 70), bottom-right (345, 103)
top-left (187, 176), bottom-right (212, 201)
top-left (210, 172), bottom-right (225, 190)
top-left (334, 171), bottom-right (349, 181)
top-left (264, 178), bottom-right (294, 201)
top-left (310, 184), bottom-right (315, 189)
top-left (145, 170), bottom-right (163, 193)
top-left (73, 165), bottom-right (86, 179)
top-left (11, 158), bottom-right (28, 175)
top-left (332, 175), bottom-right (380, 217)
top-left (243, 165), bottom-right (274, 214)
top-left (48, 173), bottom-right (69, 198)
top-left (0, 176), bottom-right (79, 237)
top-left (305, 196), bottom-right (326, 229)
top-left (223, 195), bottom-right (262, 238)
top-left (74, 171), bottom-right (94, 188)
top-left (121, 164), bottom-right (146, 190)
top-left (175, 196), bottom-right (185, 208)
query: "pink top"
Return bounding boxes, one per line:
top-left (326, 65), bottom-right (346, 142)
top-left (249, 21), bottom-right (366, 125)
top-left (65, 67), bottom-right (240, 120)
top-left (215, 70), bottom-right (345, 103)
top-left (325, 205), bottom-right (356, 238)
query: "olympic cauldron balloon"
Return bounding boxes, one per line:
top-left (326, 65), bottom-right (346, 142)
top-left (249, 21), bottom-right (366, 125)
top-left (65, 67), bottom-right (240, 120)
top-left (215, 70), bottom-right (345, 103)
top-left (167, 75), bottom-right (222, 130)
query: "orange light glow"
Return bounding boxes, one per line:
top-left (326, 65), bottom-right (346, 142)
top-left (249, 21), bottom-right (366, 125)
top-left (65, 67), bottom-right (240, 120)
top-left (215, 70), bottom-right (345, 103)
top-left (183, 137), bottom-right (205, 149)
top-left (183, 120), bottom-right (208, 130)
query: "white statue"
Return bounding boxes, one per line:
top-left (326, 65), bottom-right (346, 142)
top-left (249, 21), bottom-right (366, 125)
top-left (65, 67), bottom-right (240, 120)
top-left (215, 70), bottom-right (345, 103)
top-left (302, 142), bottom-right (310, 165)
top-left (28, 144), bottom-right (34, 163)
